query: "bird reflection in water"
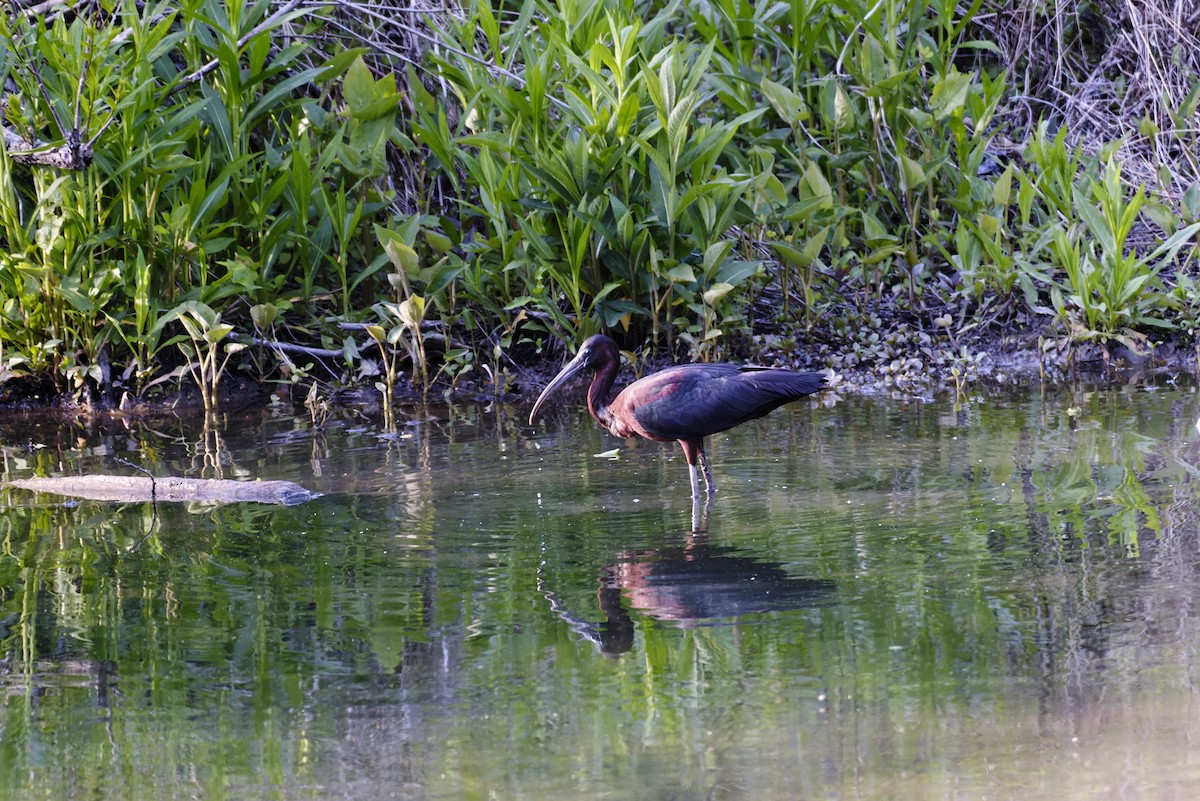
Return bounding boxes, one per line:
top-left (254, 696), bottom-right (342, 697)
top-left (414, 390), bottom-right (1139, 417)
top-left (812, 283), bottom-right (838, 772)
top-left (541, 511), bottom-right (835, 655)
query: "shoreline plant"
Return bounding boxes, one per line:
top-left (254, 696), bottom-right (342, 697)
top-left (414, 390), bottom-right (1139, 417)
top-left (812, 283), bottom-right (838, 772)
top-left (0, 0), bottom-right (1196, 409)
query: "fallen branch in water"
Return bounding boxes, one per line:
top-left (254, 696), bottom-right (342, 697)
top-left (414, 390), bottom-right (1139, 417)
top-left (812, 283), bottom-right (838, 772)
top-left (7, 475), bottom-right (317, 506)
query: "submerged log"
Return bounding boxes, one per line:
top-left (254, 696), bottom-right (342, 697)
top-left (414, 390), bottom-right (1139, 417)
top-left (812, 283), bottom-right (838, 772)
top-left (7, 475), bottom-right (317, 506)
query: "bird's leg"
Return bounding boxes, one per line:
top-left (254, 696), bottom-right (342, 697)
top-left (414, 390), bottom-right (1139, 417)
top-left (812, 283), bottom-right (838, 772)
top-left (680, 439), bottom-right (705, 499)
top-left (680, 439), bottom-right (717, 498)
top-left (690, 494), bottom-right (712, 532)
top-left (697, 446), bottom-right (717, 496)
top-left (687, 461), bottom-right (702, 500)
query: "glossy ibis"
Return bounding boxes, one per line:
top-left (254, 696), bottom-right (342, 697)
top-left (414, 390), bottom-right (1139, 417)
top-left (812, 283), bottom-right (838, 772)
top-left (528, 335), bottom-right (827, 498)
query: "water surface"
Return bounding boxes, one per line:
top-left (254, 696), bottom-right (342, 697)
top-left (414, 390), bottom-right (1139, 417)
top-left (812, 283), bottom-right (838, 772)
top-left (2, 384), bottom-right (1200, 800)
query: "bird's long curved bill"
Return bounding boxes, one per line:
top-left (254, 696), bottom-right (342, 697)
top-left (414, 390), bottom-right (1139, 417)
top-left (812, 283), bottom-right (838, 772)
top-left (529, 351), bottom-right (590, 424)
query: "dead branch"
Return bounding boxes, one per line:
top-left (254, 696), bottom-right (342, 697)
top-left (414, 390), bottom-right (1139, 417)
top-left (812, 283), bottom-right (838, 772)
top-left (2, 125), bottom-right (93, 168)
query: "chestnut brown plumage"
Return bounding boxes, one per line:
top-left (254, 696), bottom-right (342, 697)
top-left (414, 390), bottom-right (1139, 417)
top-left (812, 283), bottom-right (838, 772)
top-left (529, 335), bottom-right (826, 497)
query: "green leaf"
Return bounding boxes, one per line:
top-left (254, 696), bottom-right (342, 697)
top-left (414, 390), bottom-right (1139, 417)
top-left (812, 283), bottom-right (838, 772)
top-left (666, 265), bottom-right (696, 283)
top-left (702, 241), bottom-right (733, 276)
top-left (930, 67), bottom-right (973, 120)
top-left (616, 91), bottom-right (640, 139)
top-left (378, 227), bottom-right (421, 276)
top-left (248, 67), bottom-right (333, 128)
top-left (205, 323), bottom-right (234, 344)
top-left (702, 282), bottom-right (734, 305)
top-left (857, 32), bottom-right (888, 85)
top-left (715, 260), bottom-right (762, 286)
top-left (398, 295), bottom-right (426, 327)
top-left (423, 229), bottom-right (453, 255)
top-left (862, 70), bottom-right (919, 98)
top-left (862, 211), bottom-right (894, 244)
top-left (771, 242), bottom-right (808, 269)
top-left (901, 106), bottom-right (935, 130)
top-left (1146, 221), bottom-right (1200, 264)
top-left (1074, 189), bottom-right (1115, 257)
top-left (199, 84), bottom-right (233, 161)
top-left (802, 226), bottom-right (831, 265)
top-left (957, 39), bottom-right (1004, 55)
top-left (1182, 180), bottom-right (1200, 221)
top-left (1118, 273), bottom-right (1152, 302)
top-left (799, 162), bottom-right (833, 210)
top-left (756, 171), bottom-right (788, 206)
top-left (343, 56), bottom-right (376, 115)
top-left (57, 282), bottom-right (93, 313)
top-left (250, 303), bottom-right (279, 329)
top-left (1143, 203), bottom-right (1177, 234)
top-left (992, 164), bottom-right (1014, 207)
top-left (898, 155), bottom-right (926, 191)
top-left (760, 77), bottom-right (807, 125)
top-left (820, 79), bottom-right (855, 132)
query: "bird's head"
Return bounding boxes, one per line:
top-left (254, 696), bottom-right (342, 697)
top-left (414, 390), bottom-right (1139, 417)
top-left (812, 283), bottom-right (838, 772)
top-left (528, 335), bottom-right (619, 424)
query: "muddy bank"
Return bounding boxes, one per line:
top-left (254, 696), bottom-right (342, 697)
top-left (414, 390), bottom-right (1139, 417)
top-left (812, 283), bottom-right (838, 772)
top-left (0, 327), bottom-right (1196, 419)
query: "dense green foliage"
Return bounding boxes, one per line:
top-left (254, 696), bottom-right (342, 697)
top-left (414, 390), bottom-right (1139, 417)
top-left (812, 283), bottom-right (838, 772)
top-left (0, 0), bottom-right (395, 406)
top-left (0, 0), bottom-right (1197, 407)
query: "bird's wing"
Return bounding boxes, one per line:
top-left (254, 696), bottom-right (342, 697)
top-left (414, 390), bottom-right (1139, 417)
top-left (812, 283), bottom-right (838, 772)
top-left (624, 364), bottom-right (825, 441)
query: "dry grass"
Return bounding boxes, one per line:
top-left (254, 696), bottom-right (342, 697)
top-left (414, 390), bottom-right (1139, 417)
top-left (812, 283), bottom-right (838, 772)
top-left (979, 0), bottom-right (1200, 201)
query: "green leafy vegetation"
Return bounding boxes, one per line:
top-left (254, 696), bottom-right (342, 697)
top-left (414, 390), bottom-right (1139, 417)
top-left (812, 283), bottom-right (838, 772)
top-left (0, 0), bottom-right (1197, 409)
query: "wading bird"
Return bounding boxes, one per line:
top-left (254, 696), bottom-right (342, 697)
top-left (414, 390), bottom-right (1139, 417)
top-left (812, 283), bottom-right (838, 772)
top-left (529, 335), bottom-right (827, 498)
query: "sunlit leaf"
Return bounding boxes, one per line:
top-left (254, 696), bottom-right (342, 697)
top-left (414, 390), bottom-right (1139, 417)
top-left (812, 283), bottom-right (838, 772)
top-left (760, 77), bottom-right (808, 125)
top-left (930, 67), bottom-right (972, 119)
top-left (702, 282), bottom-right (734, 305)
top-left (205, 323), bottom-right (234, 344)
top-left (992, 164), bottom-right (1014, 207)
top-left (398, 295), bottom-right (426, 327)
top-left (666, 265), bottom-right (696, 283)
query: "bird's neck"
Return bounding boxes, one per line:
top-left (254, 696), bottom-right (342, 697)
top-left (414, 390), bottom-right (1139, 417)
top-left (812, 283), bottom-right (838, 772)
top-left (587, 361), bottom-right (619, 431)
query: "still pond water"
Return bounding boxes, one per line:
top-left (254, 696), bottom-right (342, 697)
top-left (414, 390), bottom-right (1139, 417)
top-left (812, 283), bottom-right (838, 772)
top-left (2, 382), bottom-right (1200, 800)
